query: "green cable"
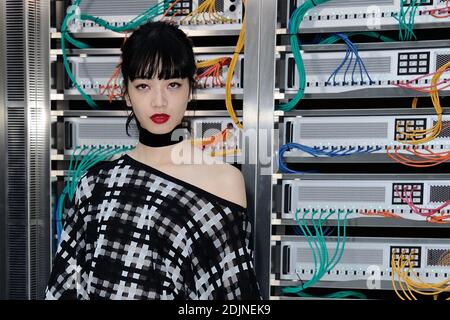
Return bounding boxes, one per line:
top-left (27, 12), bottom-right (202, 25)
top-left (304, 209), bottom-right (326, 289)
top-left (295, 290), bottom-right (367, 299)
top-left (304, 209), bottom-right (323, 289)
top-left (282, 208), bottom-right (318, 294)
top-left (59, 145), bottom-right (134, 239)
top-left (57, 186), bottom-right (69, 231)
top-left (61, 0), bottom-right (174, 109)
top-left (276, 0), bottom-right (332, 112)
top-left (394, 0), bottom-right (426, 41)
top-left (318, 209), bottom-right (335, 276)
top-left (67, 145), bottom-right (81, 198)
top-left (72, 145), bottom-right (128, 188)
top-left (68, 145), bottom-right (89, 198)
top-left (327, 211), bottom-right (350, 272)
top-left (61, 6), bottom-right (98, 108)
top-left (282, 208), bottom-right (351, 295)
top-left (297, 209), bottom-right (320, 291)
top-left (313, 209), bottom-right (329, 286)
top-left (79, 146), bottom-right (122, 173)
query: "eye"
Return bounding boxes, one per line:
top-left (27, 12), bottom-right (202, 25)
top-left (135, 83), bottom-right (148, 90)
top-left (168, 82), bottom-right (181, 89)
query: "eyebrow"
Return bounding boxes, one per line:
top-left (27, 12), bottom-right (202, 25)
top-left (131, 78), bottom-right (185, 81)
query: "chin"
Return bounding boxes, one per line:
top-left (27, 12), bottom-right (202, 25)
top-left (145, 123), bottom-right (173, 134)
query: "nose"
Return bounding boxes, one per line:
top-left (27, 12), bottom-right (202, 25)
top-left (151, 85), bottom-right (168, 109)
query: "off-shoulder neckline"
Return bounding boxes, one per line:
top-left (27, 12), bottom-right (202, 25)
top-left (121, 153), bottom-right (247, 212)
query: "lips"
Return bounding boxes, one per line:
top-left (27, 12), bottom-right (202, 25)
top-left (150, 113), bottom-right (170, 124)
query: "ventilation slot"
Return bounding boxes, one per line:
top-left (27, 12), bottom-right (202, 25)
top-left (297, 247), bottom-right (384, 265)
top-left (78, 61), bottom-right (120, 80)
top-left (79, 0), bottom-right (160, 16)
top-left (78, 123), bottom-right (130, 140)
top-left (201, 122), bottom-right (222, 138)
top-left (8, 225), bottom-right (27, 299)
top-left (435, 121), bottom-right (450, 138)
top-left (427, 249), bottom-right (450, 267)
top-left (299, 186), bottom-right (386, 202)
top-left (304, 57), bottom-right (391, 75)
top-left (200, 0), bottom-right (223, 12)
top-left (6, 0), bottom-right (25, 101)
top-left (430, 185), bottom-right (450, 203)
top-left (436, 54), bottom-right (450, 71)
top-left (320, 0), bottom-right (394, 7)
top-left (299, 122), bottom-right (388, 139)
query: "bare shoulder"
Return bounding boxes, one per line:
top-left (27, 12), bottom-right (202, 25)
top-left (203, 163), bottom-right (247, 209)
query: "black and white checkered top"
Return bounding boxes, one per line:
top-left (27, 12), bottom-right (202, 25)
top-left (45, 154), bottom-right (261, 300)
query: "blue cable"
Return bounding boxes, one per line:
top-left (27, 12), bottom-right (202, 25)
top-left (326, 46), bottom-right (351, 86)
top-left (326, 33), bottom-right (375, 87)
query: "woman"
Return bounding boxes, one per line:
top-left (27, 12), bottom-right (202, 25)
top-left (45, 21), bottom-right (261, 300)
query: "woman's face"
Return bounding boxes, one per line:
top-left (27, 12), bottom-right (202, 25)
top-left (125, 77), bottom-right (190, 135)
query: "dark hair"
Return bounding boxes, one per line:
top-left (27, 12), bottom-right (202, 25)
top-left (120, 21), bottom-right (196, 136)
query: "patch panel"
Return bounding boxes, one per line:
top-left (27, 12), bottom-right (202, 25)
top-left (397, 52), bottom-right (430, 76)
top-left (68, 0), bottom-right (243, 33)
top-left (283, 0), bottom-right (449, 32)
top-left (63, 117), bottom-right (139, 154)
top-left (281, 178), bottom-right (450, 221)
top-left (390, 246), bottom-right (421, 268)
top-left (194, 54), bottom-right (245, 92)
top-left (65, 54), bottom-right (244, 96)
top-left (282, 115), bottom-right (450, 154)
top-left (392, 183), bottom-right (424, 205)
top-left (394, 118), bottom-right (427, 142)
top-left (278, 236), bottom-right (450, 284)
top-left (282, 47), bottom-right (450, 95)
top-left (62, 117), bottom-right (242, 162)
top-left (191, 117), bottom-right (243, 162)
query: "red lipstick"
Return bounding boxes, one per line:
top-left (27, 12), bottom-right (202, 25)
top-left (150, 113), bottom-right (170, 124)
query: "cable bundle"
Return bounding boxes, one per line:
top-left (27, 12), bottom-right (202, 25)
top-left (195, 57), bottom-right (232, 88)
top-left (278, 142), bottom-right (381, 174)
top-left (277, 0), bottom-right (331, 112)
top-left (392, 251), bottom-right (450, 300)
top-left (190, 126), bottom-right (240, 157)
top-left (424, 0), bottom-right (450, 18)
top-left (180, 0), bottom-right (235, 25)
top-left (388, 61), bottom-right (450, 164)
top-left (394, 185), bottom-right (450, 223)
top-left (323, 33), bottom-right (375, 87)
top-left (387, 145), bottom-right (450, 167)
top-left (55, 145), bottom-right (133, 242)
top-left (394, 0), bottom-right (425, 41)
top-left (281, 208), bottom-right (364, 298)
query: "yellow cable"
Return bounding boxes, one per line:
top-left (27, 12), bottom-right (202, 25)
top-left (396, 254), bottom-right (415, 300)
top-left (391, 254), bottom-right (406, 300)
top-left (392, 252), bottom-right (450, 299)
top-left (396, 62), bottom-right (449, 144)
top-left (180, 0), bottom-right (232, 25)
top-left (196, 57), bottom-right (224, 69)
top-left (225, 11), bottom-right (245, 130)
top-left (412, 97), bottom-right (418, 109)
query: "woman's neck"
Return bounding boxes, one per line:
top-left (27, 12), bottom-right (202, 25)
top-left (130, 140), bottom-right (187, 167)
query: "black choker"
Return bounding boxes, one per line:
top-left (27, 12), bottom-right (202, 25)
top-left (138, 123), bottom-right (187, 147)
